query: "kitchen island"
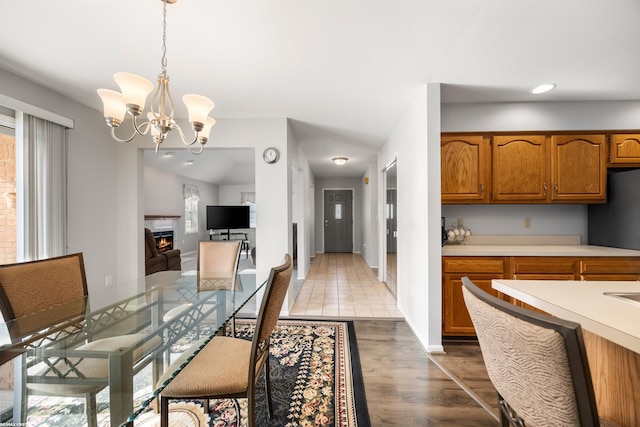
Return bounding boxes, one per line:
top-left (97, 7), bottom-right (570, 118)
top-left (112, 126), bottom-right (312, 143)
top-left (493, 279), bottom-right (640, 427)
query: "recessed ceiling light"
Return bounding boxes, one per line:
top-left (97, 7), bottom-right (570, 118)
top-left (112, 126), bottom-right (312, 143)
top-left (186, 160), bottom-right (194, 165)
top-left (332, 157), bottom-right (348, 166)
top-left (530, 83), bottom-right (556, 95)
top-left (164, 151), bottom-right (175, 157)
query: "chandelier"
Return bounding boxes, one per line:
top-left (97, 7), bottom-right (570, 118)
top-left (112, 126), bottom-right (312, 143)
top-left (97, 0), bottom-right (215, 155)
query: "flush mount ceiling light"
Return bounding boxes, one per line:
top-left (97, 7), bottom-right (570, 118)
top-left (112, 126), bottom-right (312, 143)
top-left (186, 160), bottom-right (195, 165)
top-left (97, 0), bottom-right (215, 155)
top-left (530, 83), bottom-right (557, 95)
top-left (332, 157), bottom-right (348, 166)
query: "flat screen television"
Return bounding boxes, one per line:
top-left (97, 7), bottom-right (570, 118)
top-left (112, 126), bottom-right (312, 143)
top-left (206, 205), bottom-right (250, 231)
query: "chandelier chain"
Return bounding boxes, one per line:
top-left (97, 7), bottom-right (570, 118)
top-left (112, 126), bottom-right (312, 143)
top-left (161, 0), bottom-right (168, 73)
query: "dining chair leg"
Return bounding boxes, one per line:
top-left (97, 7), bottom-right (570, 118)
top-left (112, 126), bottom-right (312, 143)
top-left (264, 356), bottom-right (273, 419)
top-left (203, 398), bottom-right (209, 413)
top-left (247, 391), bottom-right (256, 427)
top-left (160, 396), bottom-right (170, 427)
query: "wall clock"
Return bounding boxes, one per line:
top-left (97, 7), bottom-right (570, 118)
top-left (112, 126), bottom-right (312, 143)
top-left (263, 147), bottom-right (280, 164)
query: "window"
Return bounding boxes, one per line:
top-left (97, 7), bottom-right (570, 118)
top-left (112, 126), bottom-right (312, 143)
top-left (241, 191), bottom-right (256, 228)
top-left (183, 184), bottom-right (200, 234)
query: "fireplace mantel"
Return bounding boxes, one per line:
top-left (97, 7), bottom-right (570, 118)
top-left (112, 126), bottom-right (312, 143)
top-left (145, 215), bottom-right (181, 220)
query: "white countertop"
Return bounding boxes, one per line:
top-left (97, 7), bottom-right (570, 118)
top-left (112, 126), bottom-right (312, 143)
top-left (492, 279), bottom-right (640, 354)
top-left (443, 244), bottom-right (640, 257)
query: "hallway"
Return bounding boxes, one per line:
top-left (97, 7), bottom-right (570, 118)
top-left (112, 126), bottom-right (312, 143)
top-left (290, 253), bottom-right (403, 318)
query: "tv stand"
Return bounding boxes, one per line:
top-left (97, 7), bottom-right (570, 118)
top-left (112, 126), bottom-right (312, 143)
top-left (209, 229), bottom-right (250, 258)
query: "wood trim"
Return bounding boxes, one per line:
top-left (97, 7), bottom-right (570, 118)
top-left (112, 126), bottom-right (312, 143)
top-left (144, 215), bottom-right (181, 220)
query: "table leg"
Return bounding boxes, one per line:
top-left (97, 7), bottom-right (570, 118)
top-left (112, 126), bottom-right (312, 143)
top-left (108, 351), bottom-right (134, 426)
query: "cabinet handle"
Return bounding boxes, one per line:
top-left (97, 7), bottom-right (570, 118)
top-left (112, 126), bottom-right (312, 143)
top-left (480, 183), bottom-right (484, 195)
top-left (543, 182), bottom-right (547, 197)
top-left (554, 183), bottom-right (558, 196)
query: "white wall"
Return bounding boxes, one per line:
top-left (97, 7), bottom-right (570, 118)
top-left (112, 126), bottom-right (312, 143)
top-left (361, 163), bottom-right (378, 268)
top-left (0, 67), bottom-right (136, 309)
top-left (379, 84), bottom-right (443, 352)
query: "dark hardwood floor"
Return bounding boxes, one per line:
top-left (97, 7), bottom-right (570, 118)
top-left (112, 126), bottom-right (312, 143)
top-left (354, 320), bottom-right (499, 426)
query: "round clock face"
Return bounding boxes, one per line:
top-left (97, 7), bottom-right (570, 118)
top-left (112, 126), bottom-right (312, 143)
top-left (263, 147), bottom-right (280, 164)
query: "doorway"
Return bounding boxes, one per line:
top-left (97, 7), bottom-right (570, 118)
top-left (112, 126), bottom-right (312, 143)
top-left (384, 161), bottom-right (397, 297)
top-left (323, 189), bottom-right (353, 253)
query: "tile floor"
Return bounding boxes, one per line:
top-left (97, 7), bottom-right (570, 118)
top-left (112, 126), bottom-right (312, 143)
top-left (289, 253), bottom-right (403, 318)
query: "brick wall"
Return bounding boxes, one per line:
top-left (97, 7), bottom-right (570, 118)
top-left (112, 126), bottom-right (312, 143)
top-left (0, 133), bottom-right (16, 265)
top-left (0, 132), bottom-right (15, 390)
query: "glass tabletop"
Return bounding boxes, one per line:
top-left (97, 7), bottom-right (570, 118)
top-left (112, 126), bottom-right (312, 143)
top-left (0, 269), bottom-right (264, 426)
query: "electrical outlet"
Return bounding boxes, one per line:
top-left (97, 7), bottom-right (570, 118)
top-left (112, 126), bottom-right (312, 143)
top-left (105, 275), bottom-right (112, 287)
top-left (457, 217), bottom-right (464, 227)
top-left (524, 218), bottom-right (531, 229)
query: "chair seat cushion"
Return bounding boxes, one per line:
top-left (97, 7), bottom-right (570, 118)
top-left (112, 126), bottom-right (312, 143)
top-left (161, 336), bottom-right (252, 398)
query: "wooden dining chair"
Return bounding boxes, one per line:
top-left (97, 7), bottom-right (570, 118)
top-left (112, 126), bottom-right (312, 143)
top-left (0, 253), bottom-right (158, 427)
top-left (157, 254), bottom-right (293, 427)
top-left (461, 276), bottom-right (619, 427)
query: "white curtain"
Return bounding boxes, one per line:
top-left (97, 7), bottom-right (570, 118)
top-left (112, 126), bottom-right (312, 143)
top-left (183, 184), bottom-right (200, 201)
top-left (22, 114), bottom-right (67, 260)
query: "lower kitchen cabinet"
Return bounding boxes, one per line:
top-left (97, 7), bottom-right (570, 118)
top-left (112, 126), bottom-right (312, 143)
top-left (442, 255), bottom-right (640, 337)
top-left (442, 257), bottom-right (506, 336)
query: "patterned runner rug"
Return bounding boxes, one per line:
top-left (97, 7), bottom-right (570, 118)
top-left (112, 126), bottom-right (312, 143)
top-left (135, 318), bottom-right (371, 427)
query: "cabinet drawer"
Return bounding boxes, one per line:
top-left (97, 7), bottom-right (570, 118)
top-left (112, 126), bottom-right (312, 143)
top-left (512, 257), bottom-right (576, 274)
top-left (580, 257), bottom-right (640, 274)
top-left (443, 257), bottom-right (506, 274)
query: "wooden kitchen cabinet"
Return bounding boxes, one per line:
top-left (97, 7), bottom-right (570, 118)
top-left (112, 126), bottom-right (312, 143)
top-left (442, 257), bottom-right (506, 336)
top-left (609, 133), bottom-right (640, 167)
top-left (550, 134), bottom-right (607, 203)
top-left (579, 257), bottom-right (640, 281)
top-left (491, 135), bottom-right (548, 202)
top-left (442, 255), bottom-right (640, 336)
top-left (441, 135), bottom-right (490, 204)
top-left (441, 132), bottom-right (609, 204)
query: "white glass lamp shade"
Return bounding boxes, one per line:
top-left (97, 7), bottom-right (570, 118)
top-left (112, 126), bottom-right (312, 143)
top-left (200, 117), bottom-right (216, 140)
top-left (114, 72), bottom-right (154, 108)
top-left (182, 94), bottom-right (214, 125)
top-left (97, 89), bottom-right (126, 121)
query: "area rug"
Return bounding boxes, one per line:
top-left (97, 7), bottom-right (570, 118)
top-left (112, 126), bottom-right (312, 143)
top-left (136, 318), bottom-right (371, 427)
top-left (23, 319), bottom-right (369, 427)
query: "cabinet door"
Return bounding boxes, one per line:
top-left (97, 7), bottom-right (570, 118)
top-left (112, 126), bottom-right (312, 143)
top-left (492, 135), bottom-right (548, 202)
top-left (609, 134), bottom-right (640, 167)
top-left (441, 135), bottom-right (490, 204)
top-left (443, 273), bottom-right (504, 336)
top-left (550, 134), bottom-right (606, 202)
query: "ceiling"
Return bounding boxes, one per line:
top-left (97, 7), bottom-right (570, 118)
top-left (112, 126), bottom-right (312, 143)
top-left (2, 0), bottom-right (640, 182)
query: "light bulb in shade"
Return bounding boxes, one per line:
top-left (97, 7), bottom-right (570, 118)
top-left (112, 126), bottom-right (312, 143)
top-left (114, 72), bottom-right (154, 110)
top-left (530, 83), bottom-right (556, 95)
top-left (183, 94), bottom-right (215, 126)
top-left (97, 89), bottom-right (126, 122)
top-left (332, 157), bottom-right (348, 166)
top-left (200, 117), bottom-right (216, 141)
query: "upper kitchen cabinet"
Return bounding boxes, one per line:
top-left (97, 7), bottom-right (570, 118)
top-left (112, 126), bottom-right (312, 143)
top-left (609, 134), bottom-right (640, 167)
top-left (550, 134), bottom-right (606, 203)
top-left (441, 135), bottom-right (490, 204)
top-left (492, 135), bottom-right (548, 202)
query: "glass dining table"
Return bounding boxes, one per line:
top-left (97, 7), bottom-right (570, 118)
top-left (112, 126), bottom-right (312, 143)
top-left (0, 269), bottom-right (264, 426)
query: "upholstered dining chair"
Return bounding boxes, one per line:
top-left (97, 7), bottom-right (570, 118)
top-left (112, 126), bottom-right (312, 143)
top-left (0, 253), bottom-right (159, 427)
top-left (157, 253), bottom-right (293, 427)
top-left (461, 276), bottom-right (619, 427)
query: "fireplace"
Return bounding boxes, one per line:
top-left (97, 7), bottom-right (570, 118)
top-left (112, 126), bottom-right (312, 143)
top-left (152, 230), bottom-right (174, 253)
